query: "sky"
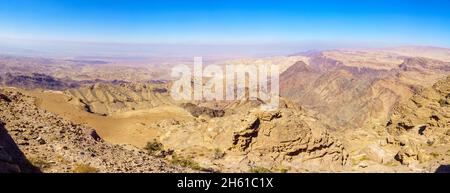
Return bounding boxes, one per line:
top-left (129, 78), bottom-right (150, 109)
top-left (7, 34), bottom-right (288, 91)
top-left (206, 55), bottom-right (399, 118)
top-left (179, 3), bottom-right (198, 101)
top-left (0, 0), bottom-right (450, 57)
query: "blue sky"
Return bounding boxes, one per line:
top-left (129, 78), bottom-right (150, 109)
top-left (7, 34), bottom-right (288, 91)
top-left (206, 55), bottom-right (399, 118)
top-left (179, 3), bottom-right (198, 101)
top-left (1, 0), bottom-right (450, 47)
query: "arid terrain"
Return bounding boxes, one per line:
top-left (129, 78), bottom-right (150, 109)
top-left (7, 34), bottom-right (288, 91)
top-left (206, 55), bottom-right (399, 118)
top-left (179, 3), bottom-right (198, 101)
top-left (1, 46), bottom-right (449, 173)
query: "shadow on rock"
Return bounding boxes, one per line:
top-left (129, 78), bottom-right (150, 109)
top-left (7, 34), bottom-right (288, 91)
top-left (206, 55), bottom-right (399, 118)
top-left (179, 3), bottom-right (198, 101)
top-left (0, 122), bottom-right (41, 173)
top-left (435, 165), bottom-right (450, 173)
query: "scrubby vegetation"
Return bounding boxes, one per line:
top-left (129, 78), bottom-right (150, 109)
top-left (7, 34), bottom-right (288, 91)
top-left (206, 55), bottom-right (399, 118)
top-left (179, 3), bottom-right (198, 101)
top-left (212, 148), bottom-right (225, 159)
top-left (28, 157), bottom-right (49, 170)
top-left (249, 166), bottom-right (272, 173)
top-left (72, 164), bottom-right (98, 173)
top-left (438, 98), bottom-right (448, 107)
top-left (145, 139), bottom-right (164, 155)
top-left (170, 155), bottom-right (203, 171)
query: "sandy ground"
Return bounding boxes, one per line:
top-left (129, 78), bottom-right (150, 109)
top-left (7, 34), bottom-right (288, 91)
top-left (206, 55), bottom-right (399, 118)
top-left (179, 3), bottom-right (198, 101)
top-left (26, 90), bottom-right (193, 148)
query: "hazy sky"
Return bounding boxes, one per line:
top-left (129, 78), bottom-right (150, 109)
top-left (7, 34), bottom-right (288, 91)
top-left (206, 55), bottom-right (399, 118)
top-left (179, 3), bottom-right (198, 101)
top-left (0, 0), bottom-right (449, 58)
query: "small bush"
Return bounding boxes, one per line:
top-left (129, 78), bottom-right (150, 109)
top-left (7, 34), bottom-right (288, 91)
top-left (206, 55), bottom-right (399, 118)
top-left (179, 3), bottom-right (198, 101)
top-left (145, 139), bottom-right (164, 155)
top-left (170, 155), bottom-right (203, 171)
top-left (384, 160), bottom-right (400, 167)
top-left (73, 164), bottom-right (98, 173)
top-left (280, 168), bottom-right (289, 173)
top-left (28, 157), bottom-right (48, 170)
top-left (438, 99), bottom-right (448, 107)
top-left (430, 152), bottom-right (440, 158)
top-left (249, 166), bottom-right (272, 173)
top-left (212, 148), bottom-right (225, 159)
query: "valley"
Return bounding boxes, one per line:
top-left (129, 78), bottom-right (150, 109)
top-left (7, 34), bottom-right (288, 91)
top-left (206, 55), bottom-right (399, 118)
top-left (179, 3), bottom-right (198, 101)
top-left (1, 46), bottom-right (449, 173)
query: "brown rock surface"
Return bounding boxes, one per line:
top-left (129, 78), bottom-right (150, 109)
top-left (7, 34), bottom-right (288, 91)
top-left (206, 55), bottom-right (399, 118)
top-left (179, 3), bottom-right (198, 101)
top-left (153, 100), bottom-right (349, 172)
top-left (0, 88), bottom-right (188, 173)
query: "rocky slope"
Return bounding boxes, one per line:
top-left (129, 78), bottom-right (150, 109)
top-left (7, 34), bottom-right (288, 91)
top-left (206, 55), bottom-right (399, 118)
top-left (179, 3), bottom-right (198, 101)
top-left (0, 122), bottom-right (39, 173)
top-left (0, 88), bottom-right (187, 173)
top-left (335, 76), bottom-right (450, 172)
top-left (386, 76), bottom-right (450, 167)
top-left (152, 99), bottom-right (349, 172)
top-left (280, 54), bottom-right (450, 129)
top-left (0, 73), bottom-right (77, 90)
top-left (65, 83), bottom-right (174, 115)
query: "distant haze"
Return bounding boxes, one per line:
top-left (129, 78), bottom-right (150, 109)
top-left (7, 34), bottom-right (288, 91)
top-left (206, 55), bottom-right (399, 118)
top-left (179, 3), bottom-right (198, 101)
top-left (0, 37), bottom-right (408, 63)
top-left (1, 0), bottom-right (449, 62)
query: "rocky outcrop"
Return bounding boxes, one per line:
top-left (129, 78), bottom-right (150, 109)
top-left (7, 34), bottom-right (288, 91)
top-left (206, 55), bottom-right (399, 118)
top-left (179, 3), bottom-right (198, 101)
top-left (386, 76), bottom-right (450, 166)
top-left (180, 103), bottom-right (225, 118)
top-left (0, 88), bottom-right (187, 173)
top-left (65, 83), bottom-right (174, 115)
top-left (280, 55), bottom-right (450, 130)
top-left (388, 76), bottom-right (449, 134)
top-left (153, 103), bottom-right (349, 172)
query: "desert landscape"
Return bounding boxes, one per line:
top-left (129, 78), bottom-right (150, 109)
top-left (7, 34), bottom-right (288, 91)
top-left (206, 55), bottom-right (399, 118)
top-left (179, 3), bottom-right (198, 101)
top-left (1, 1), bottom-right (449, 174)
top-left (1, 46), bottom-right (449, 173)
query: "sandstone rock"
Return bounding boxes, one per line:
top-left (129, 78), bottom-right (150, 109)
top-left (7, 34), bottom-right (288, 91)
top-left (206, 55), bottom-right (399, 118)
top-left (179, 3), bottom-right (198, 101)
top-left (37, 137), bottom-right (46, 145)
top-left (395, 144), bottom-right (419, 165)
top-left (363, 144), bottom-right (388, 164)
top-left (86, 129), bottom-right (102, 141)
top-left (157, 107), bottom-right (348, 172)
top-left (0, 93), bottom-right (11, 102)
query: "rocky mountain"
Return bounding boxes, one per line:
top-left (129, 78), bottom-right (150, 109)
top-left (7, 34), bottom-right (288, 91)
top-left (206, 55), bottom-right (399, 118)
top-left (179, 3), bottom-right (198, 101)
top-left (334, 76), bottom-right (450, 172)
top-left (152, 99), bottom-right (348, 172)
top-left (0, 54), bottom-right (170, 83)
top-left (386, 76), bottom-right (450, 167)
top-left (65, 83), bottom-right (174, 115)
top-left (0, 73), bottom-right (78, 90)
top-left (1, 46), bottom-right (449, 173)
top-left (280, 53), bottom-right (450, 129)
top-left (0, 88), bottom-right (187, 173)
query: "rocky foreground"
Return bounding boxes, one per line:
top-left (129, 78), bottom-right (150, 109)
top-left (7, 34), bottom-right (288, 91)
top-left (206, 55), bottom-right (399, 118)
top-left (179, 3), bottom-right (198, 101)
top-left (0, 88), bottom-right (187, 173)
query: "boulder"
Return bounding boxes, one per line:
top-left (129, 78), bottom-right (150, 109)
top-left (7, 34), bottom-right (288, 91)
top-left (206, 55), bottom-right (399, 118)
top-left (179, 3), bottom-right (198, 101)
top-left (363, 144), bottom-right (388, 164)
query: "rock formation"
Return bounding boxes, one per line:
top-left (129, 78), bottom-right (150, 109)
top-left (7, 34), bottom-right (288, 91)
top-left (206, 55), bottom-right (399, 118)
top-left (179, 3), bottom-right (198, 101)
top-left (65, 83), bottom-right (175, 115)
top-left (153, 99), bottom-right (349, 172)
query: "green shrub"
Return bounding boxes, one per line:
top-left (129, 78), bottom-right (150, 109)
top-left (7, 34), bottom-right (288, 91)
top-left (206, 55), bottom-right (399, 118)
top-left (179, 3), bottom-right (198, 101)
top-left (438, 99), bottom-right (448, 107)
top-left (170, 155), bottom-right (203, 171)
top-left (430, 152), bottom-right (440, 158)
top-left (280, 168), bottom-right (289, 173)
top-left (28, 157), bottom-right (48, 170)
top-left (249, 166), bottom-right (272, 173)
top-left (384, 160), bottom-right (400, 167)
top-left (73, 164), bottom-right (98, 173)
top-left (145, 139), bottom-right (164, 155)
top-left (212, 148), bottom-right (225, 159)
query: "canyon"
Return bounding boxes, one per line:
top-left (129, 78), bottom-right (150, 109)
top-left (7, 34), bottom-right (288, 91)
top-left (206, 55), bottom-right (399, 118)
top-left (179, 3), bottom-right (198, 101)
top-left (1, 46), bottom-right (449, 173)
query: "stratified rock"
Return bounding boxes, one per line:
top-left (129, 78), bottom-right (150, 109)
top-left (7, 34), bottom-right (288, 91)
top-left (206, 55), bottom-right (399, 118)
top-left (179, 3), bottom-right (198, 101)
top-left (65, 83), bottom-right (174, 115)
